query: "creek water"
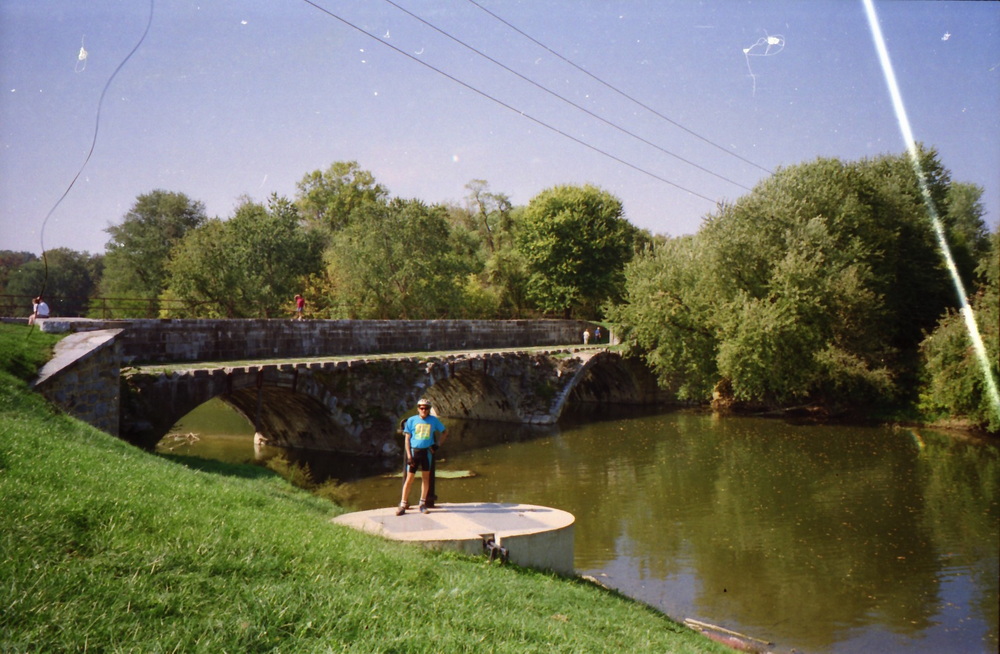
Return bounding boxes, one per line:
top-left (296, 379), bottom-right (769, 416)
top-left (161, 399), bottom-right (999, 653)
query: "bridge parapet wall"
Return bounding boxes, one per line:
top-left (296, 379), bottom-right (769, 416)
top-left (117, 319), bottom-right (598, 364)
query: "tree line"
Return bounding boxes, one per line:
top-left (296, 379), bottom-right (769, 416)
top-left (3, 162), bottom-right (642, 321)
top-left (2, 152), bottom-right (996, 431)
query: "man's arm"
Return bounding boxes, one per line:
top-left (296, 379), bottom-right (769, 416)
top-left (403, 432), bottom-right (413, 463)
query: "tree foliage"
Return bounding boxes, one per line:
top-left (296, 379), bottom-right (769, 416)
top-left (517, 184), bottom-right (637, 318)
top-left (98, 190), bottom-right (207, 317)
top-left (163, 195), bottom-right (322, 318)
top-left (611, 236), bottom-right (719, 400)
top-left (0, 251), bottom-right (37, 296)
top-left (319, 197), bottom-right (468, 318)
top-left (295, 161), bottom-right (388, 235)
top-left (445, 181), bottom-right (529, 318)
top-left (919, 227), bottom-right (1000, 432)
top-left (609, 150), bottom-right (984, 412)
top-left (5, 248), bottom-right (103, 318)
top-left (463, 179), bottom-right (514, 254)
top-left (942, 182), bottom-right (993, 289)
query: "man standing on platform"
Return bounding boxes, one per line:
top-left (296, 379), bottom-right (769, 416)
top-left (396, 399), bottom-right (447, 515)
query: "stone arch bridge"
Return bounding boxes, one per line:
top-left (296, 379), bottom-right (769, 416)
top-left (29, 318), bottom-right (668, 457)
top-left (122, 348), bottom-right (666, 456)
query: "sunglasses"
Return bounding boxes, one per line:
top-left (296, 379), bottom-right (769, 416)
top-left (418, 405), bottom-right (430, 410)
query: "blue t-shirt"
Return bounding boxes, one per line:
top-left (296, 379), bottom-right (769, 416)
top-left (405, 415), bottom-right (446, 449)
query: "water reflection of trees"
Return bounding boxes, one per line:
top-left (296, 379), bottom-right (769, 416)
top-left (555, 414), bottom-right (998, 651)
top-left (332, 409), bottom-right (997, 652)
top-left (918, 431), bottom-right (999, 651)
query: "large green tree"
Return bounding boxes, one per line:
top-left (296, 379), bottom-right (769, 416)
top-left (98, 190), bottom-right (207, 317)
top-left (5, 248), bottom-right (103, 318)
top-left (295, 161), bottom-right (388, 235)
top-left (610, 150), bottom-right (984, 411)
top-left (610, 235), bottom-right (719, 400)
top-left (320, 197), bottom-right (467, 319)
top-left (517, 184), bottom-right (637, 318)
top-left (162, 195), bottom-right (322, 318)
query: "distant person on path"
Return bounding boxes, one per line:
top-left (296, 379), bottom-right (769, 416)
top-left (594, 326), bottom-right (602, 343)
top-left (293, 294), bottom-right (305, 320)
top-left (28, 296), bottom-right (49, 325)
top-left (396, 399), bottom-right (447, 515)
top-left (583, 329), bottom-right (591, 344)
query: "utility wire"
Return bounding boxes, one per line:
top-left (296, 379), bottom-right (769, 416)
top-left (36, 0), bottom-right (155, 301)
top-left (465, 0), bottom-right (774, 176)
top-left (299, 0), bottom-right (720, 204)
top-left (382, 0), bottom-right (752, 192)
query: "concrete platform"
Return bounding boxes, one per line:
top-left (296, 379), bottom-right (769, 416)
top-left (332, 502), bottom-right (575, 575)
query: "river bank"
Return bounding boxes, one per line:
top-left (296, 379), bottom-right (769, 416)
top-left (0, 325), bottom-right (728, 653)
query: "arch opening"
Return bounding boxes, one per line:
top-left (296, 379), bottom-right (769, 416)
top-left (426, 370), bottom-right (520, 422)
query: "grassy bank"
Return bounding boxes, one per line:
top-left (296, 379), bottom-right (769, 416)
top-left (0, 324), bottom-right (724, 653)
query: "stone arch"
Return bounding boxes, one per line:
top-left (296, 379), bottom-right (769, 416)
top-left (121, 350), bottom-right (663, 457)
top-left (222, 386), bottom-right (367, 454)
top-left (122, 369), bottom-right (399, 456)
top-left (558, 350), bottom-right (669, 412)
top-left (421, 369), bottom-right (519, 422)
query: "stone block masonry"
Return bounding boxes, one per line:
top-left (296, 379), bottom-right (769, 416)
top-left (114, 319), bottom-right (600, 364)
top-left (33, 329), bottom-right (123, 436)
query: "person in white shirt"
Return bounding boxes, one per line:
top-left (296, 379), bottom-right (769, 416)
top-left (29, 296), bottom-right (49, 325)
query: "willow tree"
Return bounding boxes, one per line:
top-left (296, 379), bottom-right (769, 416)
top-left (610, 150), bottom-right (985, 411)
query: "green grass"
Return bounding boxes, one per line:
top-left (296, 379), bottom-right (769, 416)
top-left (0, 323), bottom-right (64, 382)
top-left (0, 323), bottom-right (725, 653)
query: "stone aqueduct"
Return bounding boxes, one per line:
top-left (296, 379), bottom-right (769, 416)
top-left (32, 319), bottom-right (669, 457)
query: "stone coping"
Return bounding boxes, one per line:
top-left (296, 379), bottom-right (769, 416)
top-left (33, 328), bottom-right (123, 387)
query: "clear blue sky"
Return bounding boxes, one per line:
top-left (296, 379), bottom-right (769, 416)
top-left (1, 0), bottom-right (998, 256)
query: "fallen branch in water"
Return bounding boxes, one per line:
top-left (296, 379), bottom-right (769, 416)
top-left (684, 618), bottom-right (774, 649)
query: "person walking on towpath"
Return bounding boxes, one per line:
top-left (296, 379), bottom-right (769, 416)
top-left (396, 399), bottom-right (447, 515)
top-left (293, 294), bottom-right (305, 320)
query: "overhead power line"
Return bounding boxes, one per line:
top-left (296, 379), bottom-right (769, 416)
top-left (382, 0), bottom-right (752, 192)
top-left (464, 0), bottom-right (774, 176)
top-left (298, 0), bottom-right (720, 204)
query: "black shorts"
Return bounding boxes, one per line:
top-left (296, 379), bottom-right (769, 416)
top-left (407, 448), bottom-right (432, 473)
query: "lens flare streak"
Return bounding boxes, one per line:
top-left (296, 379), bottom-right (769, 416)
top-left (863, 0), bottom-right (1000, 423)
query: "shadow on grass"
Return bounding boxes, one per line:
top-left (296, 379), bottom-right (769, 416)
top-left (158, 452), bottom-right (280, 480)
